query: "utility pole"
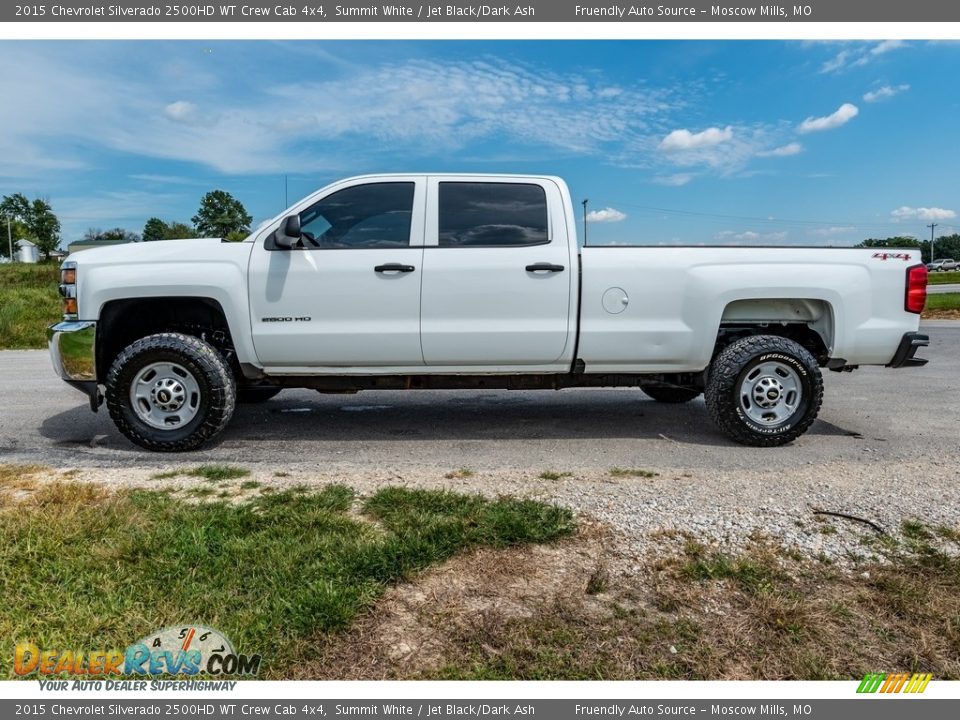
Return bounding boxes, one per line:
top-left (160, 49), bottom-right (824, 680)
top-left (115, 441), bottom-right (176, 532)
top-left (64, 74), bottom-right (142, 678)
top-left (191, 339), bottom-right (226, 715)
top-left (928, 223), bottom-right (938, 265)
top-left (582, 198), bottom-right (589, 247)
top-left (6, 216), bottom-right (12, 262)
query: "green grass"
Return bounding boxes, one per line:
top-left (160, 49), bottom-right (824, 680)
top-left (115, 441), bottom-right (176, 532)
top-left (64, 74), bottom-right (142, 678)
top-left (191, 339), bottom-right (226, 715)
top-left (609, 467), bottom-right (659, 479)
top-left (150, 465), bottom-right (250, 482)
top-left (927, 270), bottom-right (960, 284)
top-left (538, 471), bottom-right (573, 481)
top-left (0, 479), bottom-right (574, 678)
top-left (444, 468), bottom-right (475, 479)
top-left (680, 541), bottom-right (780, 595)
top-left (925, 292), bottom-right (960, 312)
top-left (0, 263), bottom-right (61, 349)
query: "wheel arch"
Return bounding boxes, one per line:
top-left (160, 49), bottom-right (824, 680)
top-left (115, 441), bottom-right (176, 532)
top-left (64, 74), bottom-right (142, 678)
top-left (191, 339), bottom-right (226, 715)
top-left (716, 298), bottom-right (835, 365)
top-left (97, 297), bottom-right (242, 383)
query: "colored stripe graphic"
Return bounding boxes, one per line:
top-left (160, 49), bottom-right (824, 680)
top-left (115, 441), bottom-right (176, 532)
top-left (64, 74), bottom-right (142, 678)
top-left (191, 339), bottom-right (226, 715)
top-left (857, 673), bottom-right (886, 693)
top-left (857, 672), bottom-right (932, 694)
top-left (904, 673), bottom-right (933, 694)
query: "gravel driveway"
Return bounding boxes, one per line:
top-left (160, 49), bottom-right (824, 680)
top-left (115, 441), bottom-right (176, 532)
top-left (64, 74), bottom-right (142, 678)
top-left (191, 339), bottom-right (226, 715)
top-left (2, 321), bottom-right (958, 564)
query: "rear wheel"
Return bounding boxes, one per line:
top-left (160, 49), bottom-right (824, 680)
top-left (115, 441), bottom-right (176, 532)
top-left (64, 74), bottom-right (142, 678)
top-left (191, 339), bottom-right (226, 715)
top-left (105, 333), bottom-right (236, 452)
top-left (705, 335), bottom-right (822, 447)
top-left (641, 385), bottom-right (702, 404)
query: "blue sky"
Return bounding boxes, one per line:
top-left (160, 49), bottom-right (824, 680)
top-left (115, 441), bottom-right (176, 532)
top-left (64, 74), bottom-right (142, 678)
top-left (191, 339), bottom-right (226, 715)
top-left (1, 40), bottom-right (958, 246)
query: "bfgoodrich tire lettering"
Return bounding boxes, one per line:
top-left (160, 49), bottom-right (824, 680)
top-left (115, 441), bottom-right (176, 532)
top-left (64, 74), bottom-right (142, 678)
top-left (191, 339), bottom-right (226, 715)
top-left (705, 335), bottom-right (823, 447)
top-left (106, 333), bottom-right (236, 452)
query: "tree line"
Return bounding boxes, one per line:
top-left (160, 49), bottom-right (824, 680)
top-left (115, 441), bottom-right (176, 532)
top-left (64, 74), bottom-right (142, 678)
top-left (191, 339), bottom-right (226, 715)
top-left (0, 193), bottom-right (61, 260)
top-left (855, 235), bottom-right (960, 263)
top-left (1, 189), bottom-right (253, 261)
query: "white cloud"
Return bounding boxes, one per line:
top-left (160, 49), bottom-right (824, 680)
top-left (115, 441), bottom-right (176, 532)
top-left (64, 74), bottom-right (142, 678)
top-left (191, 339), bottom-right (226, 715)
top-left (821, 50), bottom-right (854, 74)
top-left (164, 100), bottom-right (198, 122)
top-left (653, 173), bottom-right (695, 186)
top-left (757, 142), bottom-right (803, 157)
top-left (0, 46), bottom-right (687, 177)
top-left (799, 103), bottom-right (859, 133)
top-left (870, 40), bottom-right (906, 57)
top-left (820, 41), bottom-right (908, 73)
top-left (586, 207), bottom-right (627, 223)
top-left (863, 84), bottom-right (910, 103)
top-left (660, 126), bottom-right (733, 151)
top-left (714, 230), bottom-right (788, 243)
top-left (891, 206), bottom-right (957, 222)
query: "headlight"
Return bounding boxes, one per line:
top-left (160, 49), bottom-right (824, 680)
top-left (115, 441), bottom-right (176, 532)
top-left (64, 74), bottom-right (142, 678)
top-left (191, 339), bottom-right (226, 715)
top-left (59, 261), bottom-right (78, 319)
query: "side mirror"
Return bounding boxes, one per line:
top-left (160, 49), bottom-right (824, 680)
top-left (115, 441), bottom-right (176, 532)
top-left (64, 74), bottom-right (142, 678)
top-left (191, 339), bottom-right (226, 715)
top-left (273, 214), bottom-right (301, 249)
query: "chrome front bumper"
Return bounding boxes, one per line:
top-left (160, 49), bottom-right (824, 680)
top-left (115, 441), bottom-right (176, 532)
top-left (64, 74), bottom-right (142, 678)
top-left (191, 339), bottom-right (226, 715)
top-left (48, 321), bottom-right (102, 410)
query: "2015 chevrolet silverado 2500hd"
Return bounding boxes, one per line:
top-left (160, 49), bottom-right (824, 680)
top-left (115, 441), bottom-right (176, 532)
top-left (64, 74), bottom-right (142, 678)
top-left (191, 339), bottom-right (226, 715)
top-left (48, 174), bottom-right (930, 451)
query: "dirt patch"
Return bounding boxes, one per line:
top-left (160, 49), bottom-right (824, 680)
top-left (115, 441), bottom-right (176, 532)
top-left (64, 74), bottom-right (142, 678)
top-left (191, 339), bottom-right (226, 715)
top-left (299, 527), bottom-right (960, 680)
top-left (295, 521), bottom-right (615, 679)
top-left (923, 309), bottom-right (960, 319)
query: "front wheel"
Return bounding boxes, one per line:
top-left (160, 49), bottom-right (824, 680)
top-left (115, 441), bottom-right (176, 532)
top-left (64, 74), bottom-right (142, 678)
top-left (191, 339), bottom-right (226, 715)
top-left (705, 335), bottom-right (823, 447)
top-left (105, 333), bottom-right (236, 452)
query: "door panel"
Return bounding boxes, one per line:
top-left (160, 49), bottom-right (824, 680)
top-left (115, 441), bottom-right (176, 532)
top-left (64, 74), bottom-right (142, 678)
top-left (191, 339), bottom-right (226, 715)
top-left (420, 178), bottom-right (573, 366)
top-left (248, 178), bottom-right (426, 367)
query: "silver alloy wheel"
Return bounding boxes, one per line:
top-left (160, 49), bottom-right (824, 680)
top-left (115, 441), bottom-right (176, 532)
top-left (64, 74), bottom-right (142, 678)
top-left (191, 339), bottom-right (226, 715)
top-left (129, 361), bottom-right (201, 430)
top-left (739, 361), bottom-right (802, 426)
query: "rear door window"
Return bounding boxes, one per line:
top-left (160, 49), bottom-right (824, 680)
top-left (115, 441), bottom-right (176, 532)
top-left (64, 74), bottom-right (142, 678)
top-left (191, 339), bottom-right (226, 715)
top-left (438, 182), bottom-right (548, 247)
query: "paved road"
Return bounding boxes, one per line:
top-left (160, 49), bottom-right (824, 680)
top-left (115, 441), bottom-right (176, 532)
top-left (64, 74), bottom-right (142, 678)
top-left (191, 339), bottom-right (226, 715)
top-left (1, 321), bottom-right (957, 473)
top-left (928, 282), bottom-right (960, 294)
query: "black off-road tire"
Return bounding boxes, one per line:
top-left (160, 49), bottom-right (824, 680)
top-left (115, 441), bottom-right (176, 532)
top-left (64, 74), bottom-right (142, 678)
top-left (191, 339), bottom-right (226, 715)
top-left (641, 385), bottom-right (702, 404)
top-left (237, 385), bottom-right (282, 404)
top-left (105, 333), bottom-right (236, 452)
top-left (705, 335), bottom-right (823, 447)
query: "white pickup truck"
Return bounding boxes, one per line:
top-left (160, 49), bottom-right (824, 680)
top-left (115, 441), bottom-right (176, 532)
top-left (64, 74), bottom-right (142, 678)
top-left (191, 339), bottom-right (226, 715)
top-left (48, 174), bottom-right (929, 451)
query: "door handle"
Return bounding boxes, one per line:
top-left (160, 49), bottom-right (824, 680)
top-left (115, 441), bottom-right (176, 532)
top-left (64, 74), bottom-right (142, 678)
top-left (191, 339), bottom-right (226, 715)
top-left (525, 262), bottom-right (565, 273)
top-left (374, 263), bottom-right (416, 273)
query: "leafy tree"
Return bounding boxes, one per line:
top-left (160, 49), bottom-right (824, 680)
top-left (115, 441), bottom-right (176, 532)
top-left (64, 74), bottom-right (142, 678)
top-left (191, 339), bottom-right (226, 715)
top-left (855, 234), bottom-right (960, 263)
top-left (142, 217), bottom-right (169, 242)
top-left (30, 199), bottom-right (61, 260)
top-left (224, 230), bottom-right (249, 243)
top-left (164, 222), bottom-right (195, 240)
top-left (0, 193), bottom-right (31, 258)
top-left (1, 193), bottom-right (61, 260)
top-left (100, 227), bottom-right (141, 243)
top-left (925, 233), bottom-right (960, 264)
top-left (855, 236), bottom-right (921, 249)
top-left (0, 217), bottom-right (27, 259)
top-left (192, 190), bottom-right (252, 239)
top-left (142, 219), bottom-right (196, 241)
top-left (81, 227), bottom-right (140, 244)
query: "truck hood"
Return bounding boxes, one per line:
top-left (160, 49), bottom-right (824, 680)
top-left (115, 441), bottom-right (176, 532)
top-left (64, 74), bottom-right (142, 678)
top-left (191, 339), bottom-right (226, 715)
top-left (69, 238), bottom-right (237, 266)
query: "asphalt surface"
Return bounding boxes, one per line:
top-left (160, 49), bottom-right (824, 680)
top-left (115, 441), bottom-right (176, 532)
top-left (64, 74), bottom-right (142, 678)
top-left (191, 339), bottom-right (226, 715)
top-left (1, 321), bottom-right (958, 474)
top-left (928, 282), bottom-right (960, 294)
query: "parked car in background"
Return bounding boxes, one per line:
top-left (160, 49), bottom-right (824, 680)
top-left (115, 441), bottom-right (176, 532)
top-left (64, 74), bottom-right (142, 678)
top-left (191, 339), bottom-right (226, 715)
top-left (926, 258), bottom-right (958, 272)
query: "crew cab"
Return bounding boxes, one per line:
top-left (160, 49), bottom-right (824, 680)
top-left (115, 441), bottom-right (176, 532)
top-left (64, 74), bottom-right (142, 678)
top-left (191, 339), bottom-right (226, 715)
top-left (48, 174), bottom-right (930, 451)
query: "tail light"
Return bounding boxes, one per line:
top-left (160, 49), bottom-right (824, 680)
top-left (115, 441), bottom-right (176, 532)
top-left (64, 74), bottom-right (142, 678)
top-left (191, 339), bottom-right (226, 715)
top-left (905, 264), bottom-right (927, 314)
top-left (59, 261), bottom-right (78, 319)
